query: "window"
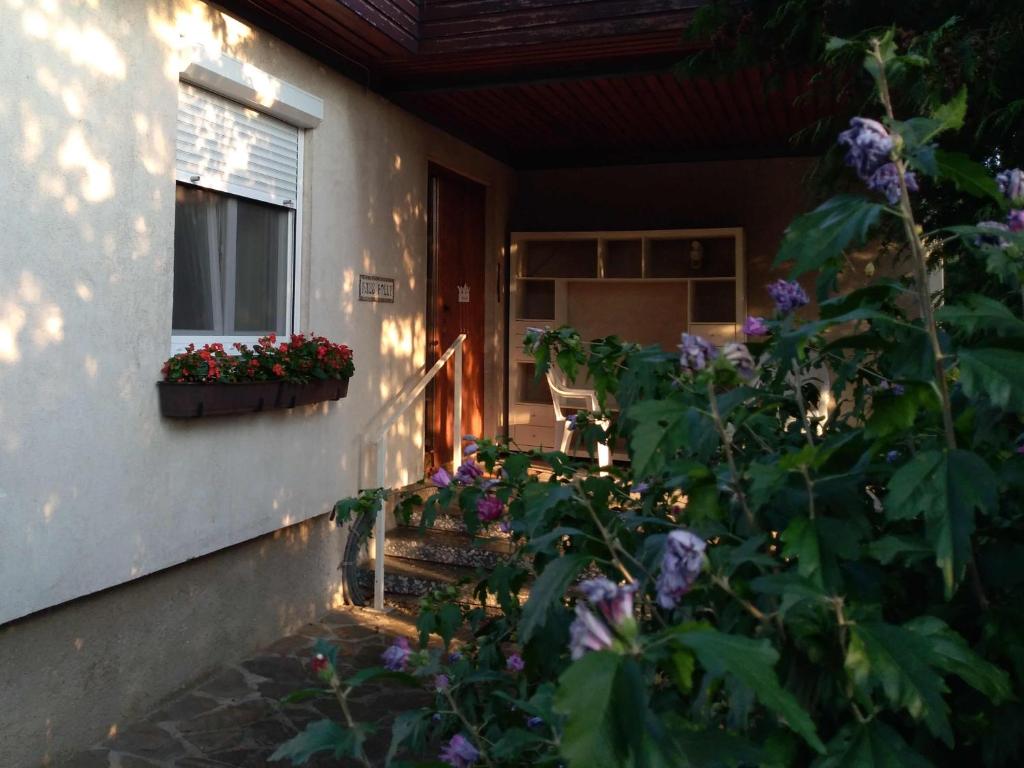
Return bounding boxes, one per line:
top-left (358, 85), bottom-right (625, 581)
top-left (172, 82), bottom-right (302, 351)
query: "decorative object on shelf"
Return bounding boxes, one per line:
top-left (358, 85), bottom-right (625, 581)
top-left (689, 240), bottom-right (705, 271)
top-left (158, 334), bottom-right (354, 418)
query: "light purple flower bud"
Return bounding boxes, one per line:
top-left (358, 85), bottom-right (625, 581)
top-left (464, 443), bottom-right (479, 455)
top-left (505, 653), bottom-right (525, 672)
top-left (430, 467), bottom-right (452, 488)
top-left (723, 342), bottom-right (756, 379)
top-left (476, 495), bottom-right (505, 522)
top-left (1009, 210), bottom-right (1024, 233)
top-left (579, 577), bottom-right (637, 628)
top-left (742, 316), bottom-right (770, 337)
top-left (454, 459), bottom-right (484, 485)
top-left (434, 674), bottom-right (449, 691)
top-left (885, 450), bottom-right (900, 464)
top-left (631, 481), bottom-right (651, 494)
top-left (448, 650), bottom-right (463, 663)
top-left (566, 413), bottom-right (578, 431)
top-left (381, 637), bottom-right (411, 671)
top-left (679, 333), bottom-right (717, 374)
top-left (463, 434), bottom-right (478, 442)
top-left (526, 715), bottom-right (544, 729)
top-left (867, 162), bottom-right (919, 205)
top-left (838, 117), bottom-right (894, 180)
top-left (656, 529), bottom-right (707, 610)
top-left (499, 520), bottom-right (511, 534)
top-left (568, 603), bottom-right (615, 660)
top-left (439, 733), bottom-right (480, 768)
top-left (997, 169), bottom-right (1024, 202)
top-left (976, 220), bottom-right (1011, 248)
top-left (767, 279), bottom-right (809, 315)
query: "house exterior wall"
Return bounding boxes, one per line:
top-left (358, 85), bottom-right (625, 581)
top-left (512, 158), bottom-right (818, 318)
top-left (0, 2), bottom-right (511, 762)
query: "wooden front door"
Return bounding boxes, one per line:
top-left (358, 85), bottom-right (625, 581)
top-left (425, 165), bottom-right (486, 469)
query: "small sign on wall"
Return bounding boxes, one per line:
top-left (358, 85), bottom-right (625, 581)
top-left (358, 274), bottom-right (395, 303)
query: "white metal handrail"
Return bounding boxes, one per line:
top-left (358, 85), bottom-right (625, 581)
top-left (362, 333), bottom-right (466, 610)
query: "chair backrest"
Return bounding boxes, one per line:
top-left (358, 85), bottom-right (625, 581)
top-left (545, 367), bottom-right (598, 422)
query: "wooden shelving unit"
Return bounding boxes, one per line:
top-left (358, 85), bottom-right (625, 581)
top-left (508, 228), bottom-right (745, 452)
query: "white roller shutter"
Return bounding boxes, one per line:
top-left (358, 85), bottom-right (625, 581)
top-left (176, 83), bottom-right (299, 206)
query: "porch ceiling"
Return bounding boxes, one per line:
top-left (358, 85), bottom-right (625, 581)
top-left (214, 0), bottom-right (838, 168)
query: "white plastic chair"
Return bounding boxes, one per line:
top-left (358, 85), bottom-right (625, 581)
top-left (545, 368), bottom-right (611, 467)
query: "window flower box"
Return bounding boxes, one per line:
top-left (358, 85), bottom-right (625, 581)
top-left (159, 335), bottom-right (353, 419)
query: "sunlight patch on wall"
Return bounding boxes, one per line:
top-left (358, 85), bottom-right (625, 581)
top-left (0, 303), bottom-right (27, 363)
top-left (19, 1), bottom-right (127, 79)
top-left (149, 2), bottom-right (254, 80)
top-left (58, 127), bottom-right (113, 202)
top-left (134, 113), bottom-right (169, 176)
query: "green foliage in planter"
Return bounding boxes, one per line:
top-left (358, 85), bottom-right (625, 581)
top-left (273, 37), bottom-right (1024, 768)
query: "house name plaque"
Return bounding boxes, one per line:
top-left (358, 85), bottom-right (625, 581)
top-left (358, 274), bottom-right (395, 303)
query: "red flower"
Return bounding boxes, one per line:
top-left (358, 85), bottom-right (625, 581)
top-left (272, 363), bottom-right (285, 378)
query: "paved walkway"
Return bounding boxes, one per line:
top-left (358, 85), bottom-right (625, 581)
top-left (66, 607), bottom-right (432, 768)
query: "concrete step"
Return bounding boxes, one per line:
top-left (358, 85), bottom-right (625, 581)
top-left (384, 527), bottom-right (513, 570)
top-left (357, 556), bottom-right (528, 607)
top-left (404, 506), bottom-right (512, 538)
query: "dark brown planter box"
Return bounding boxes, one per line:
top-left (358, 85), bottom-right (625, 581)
top-left (278, 377), bottom-right (350, 408)
top-left (158, 378), bottom-right (349, 419)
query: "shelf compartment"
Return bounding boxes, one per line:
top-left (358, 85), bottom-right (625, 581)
top-left (604, 239), bottom-right (643, 278)
top-left (691, 280), bottom-right (737, 323)
top-left (647, 237), bottom-right (736, 278)
top-left (567, 281), bottom-right (687, 352)
top-left (516, 279), bottom-right (555, 320)
top-left (523, 239), bottom-right (598, 278)
top-left (517, 362), bottom-right (553, 405)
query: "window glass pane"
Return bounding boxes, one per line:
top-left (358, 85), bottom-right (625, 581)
top-left (172, 185), bottom-right (225, 333)
top-left (232, 197), bottom-right (290, 334)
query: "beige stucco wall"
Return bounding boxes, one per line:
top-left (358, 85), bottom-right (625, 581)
top-left (0, 0), bottom-right (512, 626)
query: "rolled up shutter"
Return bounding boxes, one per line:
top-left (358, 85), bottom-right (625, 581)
top-left (176, 83), bottom-right (299, 206)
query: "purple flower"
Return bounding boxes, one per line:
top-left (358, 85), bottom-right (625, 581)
top-left (463, 434), bottom-right (478, 442)
top-left (448, 650), bottom-right (463, 663)
top-left (867, 162), bottom-right (919, 205)
top-left (1009, 210), bottom-right (1024, 233)
top-left (526, 716), bottom-right (544, 729)
top-left (431, 467), bottom-right (452, 488)
top-left (679, 333), bottom-right (717, 374)
top-left (723, 342), bottom-right (756, 379)
top-left (434, 674), bottom-right (450, 691)
top-left (381, 637), bottom-right (411, 671)
top-left (476, 495), bottom-right (505, 522)
top-left (454, 459), bottom-right (484, 485)
top-left (1017, 444), bottom-right (1024, 456)
top-left (838, 117), bottom-right (894, 180)
top-left (579, 577), bottom-right (637, 629)
top-left (568, 603), bottom-right (615, 660)
top-left (631, 481), bottom-right (651, 495)
top-left (506, 653), bottom-right (525, 672)
top-left (464, 442), bottom-right (479, 456)
top-left (742, 316), bottom-right (770, 337)
top-left (566, 413), bottom-right (578, 431)
top-left (439, 733), bottom-right (480, 768)
top-left (767, 279), bottom-right (809, 315)
top-left (499, 520), bottom-right (511, 534)
top-left (656, 529), bottom-right (707, 610)
top-left (976, 220), bottom-right (1011, 248)
top-left (885, 450), bottom-right (900, 464)
top-left (891, 383), bottom-right (905, 397)
top-left (997, 169), bottom-right (1024, 202)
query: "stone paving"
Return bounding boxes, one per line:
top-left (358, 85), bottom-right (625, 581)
top-left (65, 607), bottom-right (434, 768)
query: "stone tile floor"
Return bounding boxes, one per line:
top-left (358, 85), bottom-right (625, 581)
top-left (65, 607), bottom-right (434, 768)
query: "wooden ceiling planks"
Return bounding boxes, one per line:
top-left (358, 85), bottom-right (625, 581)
top-left (215, 0), bottom-right (840, 167)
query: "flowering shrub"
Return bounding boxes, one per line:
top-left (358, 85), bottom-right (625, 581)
top-left (273, 37), bottom-right (1024, 767)
top-left (161, 333), bottom-right (354, 383)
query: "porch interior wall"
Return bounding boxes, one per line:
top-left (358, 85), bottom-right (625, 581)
top-left (0, 1), bottom-right (511, 762)
top-left (512, 157), bottom-right (818, 318)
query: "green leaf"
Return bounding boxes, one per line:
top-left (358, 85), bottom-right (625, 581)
top-left (627, 399), bottom-right (689, 478)
top-left (781, 517), bottom-right (822, 589)
top-left (280, 688), bottom-right (329, 704)
top-left (386, 710), bottom-right (431, 767)
top-left (270, 719), bottom-right (355, 764)
top-left (675, 628), bottom-right (825, 753)
top-left (845, 621), bottom-right (952, 745)
top-left (776, 195), bottom-right (885, 278)
top-left (959, 346), bottom-right (1024, 412)
top-left (937, 295), bottom-right (1024, 337)
top-left (904, 616), bottom-right (1012, 703)
top-left (815, 720), bottom-right (933, 768)
top-left (885, 449), bottom-right (995, 597)
top-left (932, 86), bottom-right (967, 133)
top-left (865, 535), bottom-right (931, 565)
top-left (344, 667), bottom-right (421, 689)
top-left (520, 553), bottom-right (587, 644)
top-left (555, 652), bottom-right (627, 768)
top-left (934, 150), bottom-right (1003, 202)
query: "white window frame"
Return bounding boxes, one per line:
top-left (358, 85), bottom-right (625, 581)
top-left (171, 49), bottom-right (321, 355)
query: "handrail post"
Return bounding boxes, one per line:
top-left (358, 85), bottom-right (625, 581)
top-left (374, 439), bottom-right (386, 610)
top-left (453, 340), bottom-right (463, 468)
